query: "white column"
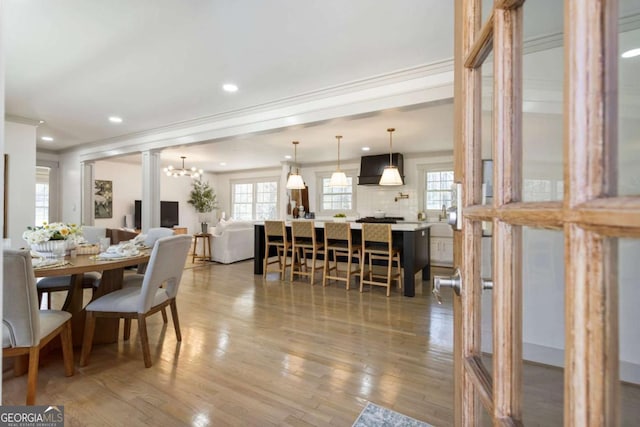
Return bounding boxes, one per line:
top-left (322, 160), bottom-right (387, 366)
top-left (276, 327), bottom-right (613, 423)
top-left (80, 161), bottom-right (95, 225)
top-left (141, 150), bottom-right (162, 232)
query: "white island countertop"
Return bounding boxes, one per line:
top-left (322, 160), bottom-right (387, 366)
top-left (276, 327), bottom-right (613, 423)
top-left (255, 220), bottom-right (449, 232)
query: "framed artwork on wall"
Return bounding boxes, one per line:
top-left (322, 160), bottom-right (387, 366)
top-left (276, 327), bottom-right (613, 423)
top-left (94, 179), bottom-right (113, 219)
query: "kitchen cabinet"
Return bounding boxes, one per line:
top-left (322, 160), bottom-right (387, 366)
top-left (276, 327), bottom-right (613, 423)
top-left (430, 236), bottom-right (453, 267)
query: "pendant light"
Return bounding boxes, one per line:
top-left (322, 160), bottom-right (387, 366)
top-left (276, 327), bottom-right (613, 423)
top-left (379, 128), bottom-right (403, 186)
top-left (329, 135), bottom-right (348, 187)
top-left (286, 141), bottom-right (306, 189)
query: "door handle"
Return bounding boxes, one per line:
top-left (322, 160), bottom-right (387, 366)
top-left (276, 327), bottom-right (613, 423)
top-left (432, 271), bottom-right (493, 304)
top-left (432, 267), bottom-right (462, 304)
top-left (481, 278), bottom-right (493, 290)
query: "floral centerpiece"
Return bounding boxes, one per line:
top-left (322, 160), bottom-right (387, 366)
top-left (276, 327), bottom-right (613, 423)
top-left (23, 222), bottom-right (81, 258)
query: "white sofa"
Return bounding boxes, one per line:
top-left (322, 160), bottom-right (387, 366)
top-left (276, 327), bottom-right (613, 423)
top-left (207, 219), bottom-right (255, 264)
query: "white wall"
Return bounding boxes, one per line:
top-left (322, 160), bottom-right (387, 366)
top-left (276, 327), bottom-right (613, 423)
top-left (5, 121), bottom-right (36, 249)
top-left (92, 160), bottom-right (218, 234)
top-left (93, 161), bottom-right (142, 229)
top-left (58, 151), bottom-right (83, 225)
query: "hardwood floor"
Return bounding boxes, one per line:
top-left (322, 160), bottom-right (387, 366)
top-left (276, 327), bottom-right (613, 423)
top-left (3, 262), bottom-right (639, 426)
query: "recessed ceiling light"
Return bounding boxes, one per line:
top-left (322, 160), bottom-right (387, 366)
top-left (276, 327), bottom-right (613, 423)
top-left (284, 155), bottom-right (292, 159)
top-left (621, 48), bottom-right (640, 58)
top-left (41, 136), bottom-right (54, 142)
top-left (219, 162), bottom-right (227, 166)
top-left (222, 83), bottom-right (238, 92)
top-left (362, 147), bottom-right (371, 151)
top-left (109, 116), bottom-right (123, 123)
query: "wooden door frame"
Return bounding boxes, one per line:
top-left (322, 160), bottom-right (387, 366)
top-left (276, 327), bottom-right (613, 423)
top-left (453, 0), bottom-right (636, 425)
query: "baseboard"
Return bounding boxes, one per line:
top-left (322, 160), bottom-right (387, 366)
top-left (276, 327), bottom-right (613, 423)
top-left (522, 343), bottom-right (640, 384)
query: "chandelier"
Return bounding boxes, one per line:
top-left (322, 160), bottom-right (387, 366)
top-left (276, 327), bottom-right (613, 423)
top-left (164, 156), bottom-right (203, 179)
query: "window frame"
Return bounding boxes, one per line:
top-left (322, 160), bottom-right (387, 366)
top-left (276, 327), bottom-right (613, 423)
top-left (315, 169), bottom-right (358, 216)
top-left (230, 176), bottom-right (280, 220)
top-left (417, 162), bottom-right (455, 216)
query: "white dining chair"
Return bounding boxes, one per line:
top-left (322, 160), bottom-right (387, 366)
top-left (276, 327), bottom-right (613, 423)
top-left (81, 225), bottom-right (107, 244)
top-left (3, 250), bottom-right (74, 405)
top-left (144, 227), bottom-right (175, 248)
top-left (79, 234), bottom-right (192, 368)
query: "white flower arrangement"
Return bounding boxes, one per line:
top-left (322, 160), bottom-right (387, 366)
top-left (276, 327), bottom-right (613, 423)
top-left (22, 222), bottom-right (82, 245)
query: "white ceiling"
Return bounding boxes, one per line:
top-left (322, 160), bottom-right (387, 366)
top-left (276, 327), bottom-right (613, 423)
top-left (5, 1), bottom-right (640, 173)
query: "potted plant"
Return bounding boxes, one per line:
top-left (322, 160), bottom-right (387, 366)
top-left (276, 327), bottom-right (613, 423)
top-left (187, 180), bottom-right (217, 234)
top-left (333, 213), bottom-right (347, 223)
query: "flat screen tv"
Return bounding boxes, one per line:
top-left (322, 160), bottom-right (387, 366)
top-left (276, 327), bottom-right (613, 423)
top-left (134, 200), bottom-right (179, 229)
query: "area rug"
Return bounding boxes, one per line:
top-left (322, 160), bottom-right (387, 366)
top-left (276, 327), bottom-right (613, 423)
top-left (352, 402), bottom-right (433, 427)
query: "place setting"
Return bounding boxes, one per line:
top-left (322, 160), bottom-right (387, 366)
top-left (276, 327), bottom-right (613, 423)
top-left (91, 241), bottom-right (146, 261)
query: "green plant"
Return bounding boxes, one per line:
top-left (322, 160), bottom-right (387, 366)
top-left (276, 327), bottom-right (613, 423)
top-left (187, 180), bottom-right (217, 214)
top-left (333, 213), bottom-right (346, 218)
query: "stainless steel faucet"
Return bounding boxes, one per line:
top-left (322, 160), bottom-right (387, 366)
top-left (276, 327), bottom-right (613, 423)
top-left (438, 204), bottom-right (447, 221)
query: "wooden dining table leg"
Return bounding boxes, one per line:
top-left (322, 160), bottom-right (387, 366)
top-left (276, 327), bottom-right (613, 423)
top-left (91, 268), bottom-right (125, 344)
top-left (63, 267), bottom-right (125, 346)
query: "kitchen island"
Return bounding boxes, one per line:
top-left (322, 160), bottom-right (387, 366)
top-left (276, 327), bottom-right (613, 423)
top-left (254, 221), bottom-right (431, 297)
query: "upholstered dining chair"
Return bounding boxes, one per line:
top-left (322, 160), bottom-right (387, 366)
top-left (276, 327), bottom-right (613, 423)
top-left (3, 250), bottom-right (74, 405)
top-left (81, 225), bottom-right (107, 245)
top-left (79, 234), bottom-right (192, 368)
top-left (323, 221), bottom-right (361, 289)
top-left (36, 225), bottom-right (106, 309)
top-left (144, 227), bottom-right (175, 247)
top-left (135, 227), bottom-right (175, 275)
top-left (263, 220), bottom-right (291, 279)
top-left (359, 223), bottom-right (402, 296)
top-left (290, 220), bottom-right (324, 285)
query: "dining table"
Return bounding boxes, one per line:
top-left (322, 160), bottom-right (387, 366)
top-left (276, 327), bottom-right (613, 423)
top-left (33, 251), bottom-right (150, 346)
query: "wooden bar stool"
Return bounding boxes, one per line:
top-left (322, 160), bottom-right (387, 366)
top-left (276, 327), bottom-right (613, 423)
top-left (323, 222), bottom-right (361, 289)
top-left (192, 233), bottom-right (212, 262)
top-left (263, 221), bottom-right (291, 279)
top-left (290, 221), bottom-right (323, 285)
top-left (360, 223), bottom-right (402, 296)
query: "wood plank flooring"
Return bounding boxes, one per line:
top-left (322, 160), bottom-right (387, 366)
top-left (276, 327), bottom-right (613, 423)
top-left (2, 262), bottom-right (639, 426)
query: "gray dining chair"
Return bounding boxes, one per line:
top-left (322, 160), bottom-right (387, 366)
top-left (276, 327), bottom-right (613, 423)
top-left (79, 234), bottom-right (192, 368)
top-left (35, 225), bottom-right (107, 309)
top-left (3, 250), bottom-right (74, 405)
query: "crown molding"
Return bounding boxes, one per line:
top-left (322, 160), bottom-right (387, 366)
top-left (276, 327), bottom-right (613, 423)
top-left (5, 114), bottom-right (43, 126)
top-left (66, 60), bottom-right (454, 162)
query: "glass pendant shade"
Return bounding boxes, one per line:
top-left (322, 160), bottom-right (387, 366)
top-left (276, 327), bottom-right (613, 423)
top-left (379, 128), bottom-right (403, 186)
top-left (286, 173), bottom-right (305, 190)
top-left (286, 141), bottom-right (305, 189)
top-left (329, 135), bottom-right (348, 187)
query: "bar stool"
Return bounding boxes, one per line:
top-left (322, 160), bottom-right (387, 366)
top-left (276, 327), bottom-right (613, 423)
top-left (360, 223), bottom-right (402, 296)
top-left (323, 222), bottom-right (361, 289)
top-left (263, 221), bottom-right (291, 279)
top-left (192, 233), bottom-right (212, 262)
top-left (290, 221), bottom-right (324, 285)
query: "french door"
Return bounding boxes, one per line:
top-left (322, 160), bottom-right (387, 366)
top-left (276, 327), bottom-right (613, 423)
top-left (452, 0), bottom-right (638, 425)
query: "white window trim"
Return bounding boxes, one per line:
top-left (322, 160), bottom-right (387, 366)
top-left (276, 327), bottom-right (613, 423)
top-left (230, 176), bottom-right (280, 220)
top-left (315, 169), bottom-right (358, 216)
top-left (417, 161), bottom-right (454, 216)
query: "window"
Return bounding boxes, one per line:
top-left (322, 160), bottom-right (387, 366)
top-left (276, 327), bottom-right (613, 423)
top-left (35, 167), bottom-right (50, 225)
top-left (231, 179), bottom-right (278, 220)
top-left (317, 172), bottom-right (356, 215)
top-left (425, 170), bottom-right (454, 210)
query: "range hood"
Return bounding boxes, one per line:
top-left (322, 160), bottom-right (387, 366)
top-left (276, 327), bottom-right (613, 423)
top-left (358, 153), bottom-right (405, 185)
